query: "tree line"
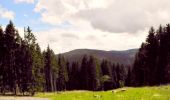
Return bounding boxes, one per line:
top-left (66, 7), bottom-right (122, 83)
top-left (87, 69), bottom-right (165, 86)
top-left (0, 21), bottom-right (129, 95)
top-left (0, 21), bottom-right (45, 95)
top-left (0, 21), bottom-right (170, 95)
top-left (130, 25), bottom-right (170, 86)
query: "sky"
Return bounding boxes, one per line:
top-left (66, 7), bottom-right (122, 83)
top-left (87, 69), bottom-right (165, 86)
top-left (1, 0), bottom-right (170, 53)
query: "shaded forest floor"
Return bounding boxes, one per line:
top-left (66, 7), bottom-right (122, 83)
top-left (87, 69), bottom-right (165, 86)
top-left (36, 85), bottom-right (170, 100)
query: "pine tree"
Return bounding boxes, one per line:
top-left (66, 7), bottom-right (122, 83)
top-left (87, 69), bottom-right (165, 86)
top-left (68, 62), bottom-right (80, 90)
top-left (57, 55), bottom-right (68, 91)
top-left (19, 40), bottom-right (31, 95)
top-left (80, 55), bottom-right (89, 90)
top-left (111, 63), bottom-right (118, 88)
top-left (100, 60), bottom-right (113, 90)
top-left (88, 56), bottom-right (100, 91)
top-left (116, 64), bottom-right (126, 88)
top-left (155, 25), bottom-right (165, 84)
top-left (33, 44), bottom-right (45, 92)
top-left (145, 27), bottom-right (159, 85)
top-left (4, 21), bottom-right (18, 94)
top-left (44, 46), bottom-right (56, 92)
top-left (24, 26), bottom-right (40, 95)
top-left (132, 43), bottom-right (147, 86)
top-left (14, 30), bottom-right (22, 95)
top-left (125, 67), bottom-right (132, 86)
top-left (163, 24), bottom-right (170, 83)
top-left (0, 26), bottom-right (4, 93)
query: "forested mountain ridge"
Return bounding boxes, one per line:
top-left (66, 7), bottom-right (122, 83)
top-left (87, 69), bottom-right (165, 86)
top-left (58, 49), bottom-right (138, 65)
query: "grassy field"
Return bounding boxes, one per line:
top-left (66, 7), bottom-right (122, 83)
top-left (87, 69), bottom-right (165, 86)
top-left (36, 85), bottom-right (170, 100)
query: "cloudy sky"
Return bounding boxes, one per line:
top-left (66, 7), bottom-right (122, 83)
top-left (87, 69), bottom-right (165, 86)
top-left (0, 0), bottom-right (170, 53)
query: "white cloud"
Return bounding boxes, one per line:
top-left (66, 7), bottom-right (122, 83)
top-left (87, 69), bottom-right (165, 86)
top-left (33, 0), bottom-right (170, 53)
top-left (35, 0), bottom-right (170, 33)
top-left (34, 0), bottom-right (114, 25)
top-left (76, 0), bottom-right (170, 33)
top-left (14, 0), bottom-right (34, 4)
top-left (0, 6), bottom-right (15, 20)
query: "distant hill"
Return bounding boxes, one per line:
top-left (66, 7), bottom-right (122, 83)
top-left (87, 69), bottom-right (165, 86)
top-left (57, 49), bottom-right (138, 65)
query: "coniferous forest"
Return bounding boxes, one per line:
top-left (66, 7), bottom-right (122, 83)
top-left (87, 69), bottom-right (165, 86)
top-left (0, 21), bottom-right (170, 95)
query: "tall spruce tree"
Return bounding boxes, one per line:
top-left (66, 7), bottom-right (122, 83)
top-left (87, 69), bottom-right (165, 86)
top-left (163, 24), bottom-right (170, 83)
top-left (125, 67), bottom-right (132, 86)
top-left (116, 64), bottom-right (126, 87)
top-left (4, 21), bottom-right (18, 94)
top-left (68, 62), bottom-right (80, 90)
top-left (145, 27), bottom-right (159, 85)
top-left (44, 45), bottom-right (58, 92)
top-left (88, 56), bottom-right (100, 91)
top-left (57, 55), bottom-right (68, 91)
top-left (111, 63), bottom-right (118, 88)
top-left (24, 26), bottom-right (44, 94)
top-left (0, 26), bottom-right (4, 93)
top-left (80, 55), bottom-right (89, 90)
top-left (156, 25), bottom-right (165, 84)
top-left (33, 44), bottom-right (45, 92)
top-left (101, 60), bottom-right (113, 90)
top-left (19, 40), bottom-right (32, 95)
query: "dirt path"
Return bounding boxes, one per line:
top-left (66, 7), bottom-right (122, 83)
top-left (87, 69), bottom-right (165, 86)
top-left (0, 97), bottom-right (49, 100)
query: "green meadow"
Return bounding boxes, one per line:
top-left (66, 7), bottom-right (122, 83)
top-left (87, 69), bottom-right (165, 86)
top-left (36, 85), bottom-right (170, 100)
